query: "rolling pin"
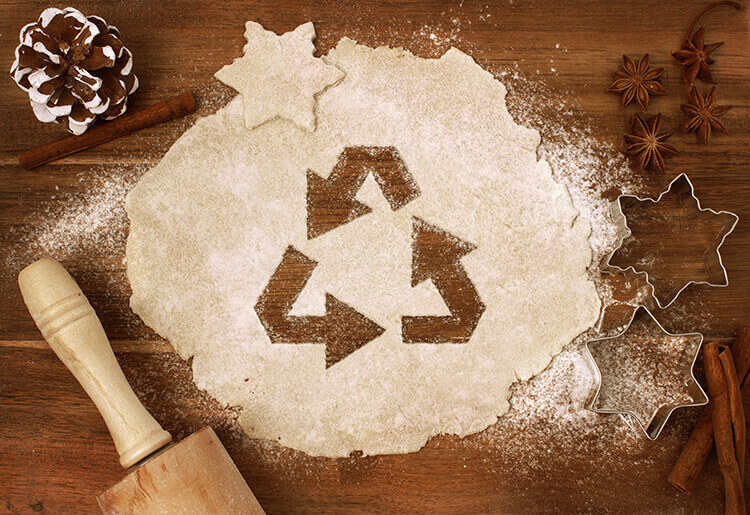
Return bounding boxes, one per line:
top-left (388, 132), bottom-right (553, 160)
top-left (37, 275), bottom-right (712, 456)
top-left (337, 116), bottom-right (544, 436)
top-left (19, 257), bottom-right (265, 514)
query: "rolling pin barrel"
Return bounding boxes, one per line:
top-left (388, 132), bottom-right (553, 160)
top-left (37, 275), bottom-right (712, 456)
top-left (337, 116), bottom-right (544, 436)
top-left (18, 257), bottom-right (172, 468)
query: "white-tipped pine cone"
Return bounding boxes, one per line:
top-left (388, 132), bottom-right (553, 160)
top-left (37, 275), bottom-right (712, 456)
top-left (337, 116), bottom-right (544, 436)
top-left (10, 7), bottom-right (138, 135)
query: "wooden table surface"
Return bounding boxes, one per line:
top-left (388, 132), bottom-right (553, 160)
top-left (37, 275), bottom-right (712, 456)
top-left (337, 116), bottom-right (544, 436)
top-left (2, 1), bottom-right (749, 512)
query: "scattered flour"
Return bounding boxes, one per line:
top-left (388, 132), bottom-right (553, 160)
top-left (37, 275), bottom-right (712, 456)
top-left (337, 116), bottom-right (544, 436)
top-left (591, 332), bottom-right (694, 429)
top-left (471, 344), bottom-right (643, 474)
top-left (4, 167), bottom-right (142, 273)
top-left (499, 70), bottom-right (639, 262)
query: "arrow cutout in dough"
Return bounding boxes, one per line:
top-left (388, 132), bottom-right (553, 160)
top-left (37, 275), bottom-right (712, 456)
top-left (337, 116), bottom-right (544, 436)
top-left (255, 246), bottom-right (386, 368)
top-left (402, 217), bottom-right (486, 343)
top-left (307, 146), bottom-right (421, 239)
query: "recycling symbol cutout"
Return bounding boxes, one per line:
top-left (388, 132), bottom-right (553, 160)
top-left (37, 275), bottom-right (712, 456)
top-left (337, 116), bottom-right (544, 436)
top-left (255, 147), bottom-right (487, 368)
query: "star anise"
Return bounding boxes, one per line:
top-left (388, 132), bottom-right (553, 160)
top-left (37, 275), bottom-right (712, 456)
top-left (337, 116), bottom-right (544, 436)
top-left (672, 27), bottom-right (723, 84)
top-left (608, 54), bottom-right (668, 110)
top-left (681, 86), bottom-right (731, 144)
top-left (624, 113), bottom-right (679, 173)
top-left (671, 1), bottom-right (741, 85)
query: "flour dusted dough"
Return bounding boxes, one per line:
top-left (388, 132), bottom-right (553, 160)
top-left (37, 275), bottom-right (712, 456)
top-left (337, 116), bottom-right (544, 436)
top-left (214, 22), bottom-right (344, 131)
top-left (126, 30), bottom-right (601, 457)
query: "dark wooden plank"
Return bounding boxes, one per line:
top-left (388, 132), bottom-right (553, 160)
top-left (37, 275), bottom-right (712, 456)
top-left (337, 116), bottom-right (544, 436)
top-left (1, 0), bottom-right (749, 512)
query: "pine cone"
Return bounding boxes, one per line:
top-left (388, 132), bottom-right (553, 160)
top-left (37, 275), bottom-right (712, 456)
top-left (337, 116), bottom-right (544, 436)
top-left (10, 7), bottom-right (138, 135)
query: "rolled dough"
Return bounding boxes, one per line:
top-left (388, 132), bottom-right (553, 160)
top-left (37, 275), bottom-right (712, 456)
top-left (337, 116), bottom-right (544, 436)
top-left (126, 30), bottom-right (601, 457)
top-left (214, 22), bottom-right (344, 132)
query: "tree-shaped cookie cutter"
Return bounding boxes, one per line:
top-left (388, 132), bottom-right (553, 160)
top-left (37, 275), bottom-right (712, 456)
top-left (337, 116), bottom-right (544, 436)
top-left (601, 173), bottom-right (738, 309)
top-left (584, 306), bottom-right (708, 439)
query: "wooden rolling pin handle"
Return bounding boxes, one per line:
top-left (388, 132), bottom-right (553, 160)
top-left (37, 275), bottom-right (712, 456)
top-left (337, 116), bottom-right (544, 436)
top-left (18, 258), bottom-right (172, 468)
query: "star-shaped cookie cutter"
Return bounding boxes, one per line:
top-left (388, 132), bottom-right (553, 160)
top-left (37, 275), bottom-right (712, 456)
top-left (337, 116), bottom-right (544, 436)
top-left (584, 306), bottom-right (708, 439)
top-left (601, 173), bottom-right (738, 309)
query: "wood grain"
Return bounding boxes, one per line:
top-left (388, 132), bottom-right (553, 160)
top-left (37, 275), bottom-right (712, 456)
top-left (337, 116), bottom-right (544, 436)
top-left (98, 427), bottom-right (265, 514)
top-left (1, 0), bottom-right (749, 513)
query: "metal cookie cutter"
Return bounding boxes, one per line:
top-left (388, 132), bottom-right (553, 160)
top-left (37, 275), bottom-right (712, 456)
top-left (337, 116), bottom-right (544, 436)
top-left (602, 173), bottom-right (739, 309)
top-left (584, 306), bottom-right (708, 439)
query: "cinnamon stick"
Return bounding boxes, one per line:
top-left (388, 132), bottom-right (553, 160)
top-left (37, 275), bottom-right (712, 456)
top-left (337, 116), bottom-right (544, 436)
top-left (719, 350), bottom-right (746, 483)
top-left (18, 91), bottom-right (196, 170)
top-left (669, 328), bottom-right (750, 493)
top-left (703, 342), bottom-right (745, 515)
top-left (733, 327), bottom-right (750, 384)
top-left (668, 408), bottom-right (714, 492)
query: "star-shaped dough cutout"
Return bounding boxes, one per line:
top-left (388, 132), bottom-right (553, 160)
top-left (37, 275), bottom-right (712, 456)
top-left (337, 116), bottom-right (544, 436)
top-left (605, 174), bottom-right (738, 308)
top-left (586, 307), bottom-right (707, 439)
top-left (215, 22), bottom-right (344, 131)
